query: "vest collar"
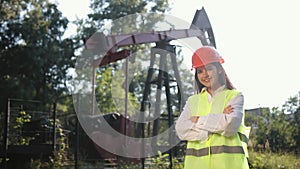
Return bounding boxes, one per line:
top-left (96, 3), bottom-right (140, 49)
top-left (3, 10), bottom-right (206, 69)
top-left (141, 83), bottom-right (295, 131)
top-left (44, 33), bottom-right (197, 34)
top-left (200, 85), bottom-right (226, 97)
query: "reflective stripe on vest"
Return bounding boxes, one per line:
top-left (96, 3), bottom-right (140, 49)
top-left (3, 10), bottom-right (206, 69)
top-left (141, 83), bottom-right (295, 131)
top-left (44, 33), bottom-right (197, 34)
top-left (186, 145), bottom-right (245, 157)
top-left (185, 89), bottom-right (250, 169)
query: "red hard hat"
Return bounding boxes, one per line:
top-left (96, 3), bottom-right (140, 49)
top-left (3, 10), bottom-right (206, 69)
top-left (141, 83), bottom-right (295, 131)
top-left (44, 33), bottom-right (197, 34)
top-left (192, 46), bottom-right (224, 69)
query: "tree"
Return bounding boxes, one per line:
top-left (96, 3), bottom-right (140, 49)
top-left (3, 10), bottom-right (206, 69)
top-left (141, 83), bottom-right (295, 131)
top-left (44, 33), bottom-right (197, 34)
top-left (246, 92), bottom-right (300, 152)
top-left (282, 92), bottom-right (300, 152)
top-left (74, 0), bottom-right (171, 115)
top-left (77, 0), bottom-right (169, 36)
top-left (0, 0), bottom-right (75, 113)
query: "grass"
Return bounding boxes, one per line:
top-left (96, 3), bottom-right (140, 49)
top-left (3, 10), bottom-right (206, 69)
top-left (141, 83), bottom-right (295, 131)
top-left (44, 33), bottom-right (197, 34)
top-left (249, 150), bottom-right (300, 169)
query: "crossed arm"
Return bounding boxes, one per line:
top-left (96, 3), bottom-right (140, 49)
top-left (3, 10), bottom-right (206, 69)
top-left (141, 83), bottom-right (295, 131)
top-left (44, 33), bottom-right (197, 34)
top-left (175, 93), bottom-right (244, 141)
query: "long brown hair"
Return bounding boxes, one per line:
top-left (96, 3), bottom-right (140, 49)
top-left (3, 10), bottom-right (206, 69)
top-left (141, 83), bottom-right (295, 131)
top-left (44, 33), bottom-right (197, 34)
top-left (194, 62), bottom-right (235, 94)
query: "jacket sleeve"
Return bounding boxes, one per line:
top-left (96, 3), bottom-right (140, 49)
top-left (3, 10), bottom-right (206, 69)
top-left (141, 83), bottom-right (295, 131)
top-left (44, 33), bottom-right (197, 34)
top-left (175, 99), bottom-right (209, 141)
top-left (195, 93), bottom-right (244, 137)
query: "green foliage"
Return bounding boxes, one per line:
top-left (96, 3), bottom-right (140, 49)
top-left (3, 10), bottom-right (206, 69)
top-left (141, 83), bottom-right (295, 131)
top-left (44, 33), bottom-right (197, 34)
top-left (150, 151), bottom-right (184, 169)
top-left (246, 92), bottom-right (300, 153)
top-left (88, 0), bottom-right (169, 31)
top-left (29, 158), bottom-right (52, 169)
top-left (282, 92), bottom-right (300, 114)
top-left (75, 0), bottom-right (171, 113)
top-left (152, 151), bottom-right (170, 167)
top-left (0, 0), bottom-right (75, 112)
top-left (95, 67), bottom-right (116, 113)
top-left (13, 111), bottom-right (32, 145)
top-left (14, 111), bottom-right (31, 129)
top-left (249, 151), bottom-right (300, 169)
top-left (74, 0), bottom-right (170, 49)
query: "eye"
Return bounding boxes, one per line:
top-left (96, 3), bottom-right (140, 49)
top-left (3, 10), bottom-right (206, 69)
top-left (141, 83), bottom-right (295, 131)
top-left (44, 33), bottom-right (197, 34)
top-left (197, 69), bottom-right (203, 74)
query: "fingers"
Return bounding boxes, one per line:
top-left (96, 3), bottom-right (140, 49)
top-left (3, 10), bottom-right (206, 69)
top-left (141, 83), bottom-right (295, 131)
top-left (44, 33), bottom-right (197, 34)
top-left (223, 105), bottom-right (234, 114)
top-left (190, 116), bottom-right (199, 123)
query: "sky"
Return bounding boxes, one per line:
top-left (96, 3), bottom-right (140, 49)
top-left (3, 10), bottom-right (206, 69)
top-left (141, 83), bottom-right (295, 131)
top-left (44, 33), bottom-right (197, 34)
top-left (55, 0), bottom-right (300, 110)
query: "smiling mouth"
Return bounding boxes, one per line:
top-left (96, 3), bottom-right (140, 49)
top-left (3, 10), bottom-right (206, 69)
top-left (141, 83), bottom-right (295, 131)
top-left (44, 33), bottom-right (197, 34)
top-left (202, 77), bottom-right (211, 82)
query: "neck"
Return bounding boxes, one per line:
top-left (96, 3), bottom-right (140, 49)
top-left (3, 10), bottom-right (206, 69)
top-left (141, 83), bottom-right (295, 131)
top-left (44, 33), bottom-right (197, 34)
top-left (207, 83), bottom-right (223, 95)
top-left (207, 87), bottom-right (213, 95)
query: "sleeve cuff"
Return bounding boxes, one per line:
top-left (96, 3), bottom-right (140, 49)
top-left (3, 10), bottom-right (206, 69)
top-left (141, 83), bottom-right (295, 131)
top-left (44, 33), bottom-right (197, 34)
top-left (198, 130), bottom-right (209, 141)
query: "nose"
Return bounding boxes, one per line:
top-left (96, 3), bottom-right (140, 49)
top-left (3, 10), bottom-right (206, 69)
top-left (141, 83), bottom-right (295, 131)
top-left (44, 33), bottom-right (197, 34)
top-left (201, 69), bottom-right (208, 76)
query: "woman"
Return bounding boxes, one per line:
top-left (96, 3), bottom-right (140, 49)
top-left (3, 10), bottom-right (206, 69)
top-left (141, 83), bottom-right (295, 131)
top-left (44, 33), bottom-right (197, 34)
top-left (175, 46), bottom-right (250, 169)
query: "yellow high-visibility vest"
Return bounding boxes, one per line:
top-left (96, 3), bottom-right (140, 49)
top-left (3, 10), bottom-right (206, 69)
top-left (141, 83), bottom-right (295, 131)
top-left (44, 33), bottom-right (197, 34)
top-left (185, 89), bottom-right (251, 169)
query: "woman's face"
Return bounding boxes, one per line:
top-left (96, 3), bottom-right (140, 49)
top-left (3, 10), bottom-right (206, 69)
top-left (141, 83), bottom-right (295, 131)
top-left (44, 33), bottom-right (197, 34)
top-left (196, 63), bottom-right (222, 91)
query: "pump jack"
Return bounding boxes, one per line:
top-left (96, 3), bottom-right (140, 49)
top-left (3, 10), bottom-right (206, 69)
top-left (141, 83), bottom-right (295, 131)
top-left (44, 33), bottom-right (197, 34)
top-left (80, 7), bottom-right (217, 168)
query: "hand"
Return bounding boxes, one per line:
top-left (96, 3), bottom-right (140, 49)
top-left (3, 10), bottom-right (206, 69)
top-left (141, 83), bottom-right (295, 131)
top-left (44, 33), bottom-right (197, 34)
top-left (190, 116), bottom-right (199, 123)
top-left (223, 105), bottom-right (234, 114)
